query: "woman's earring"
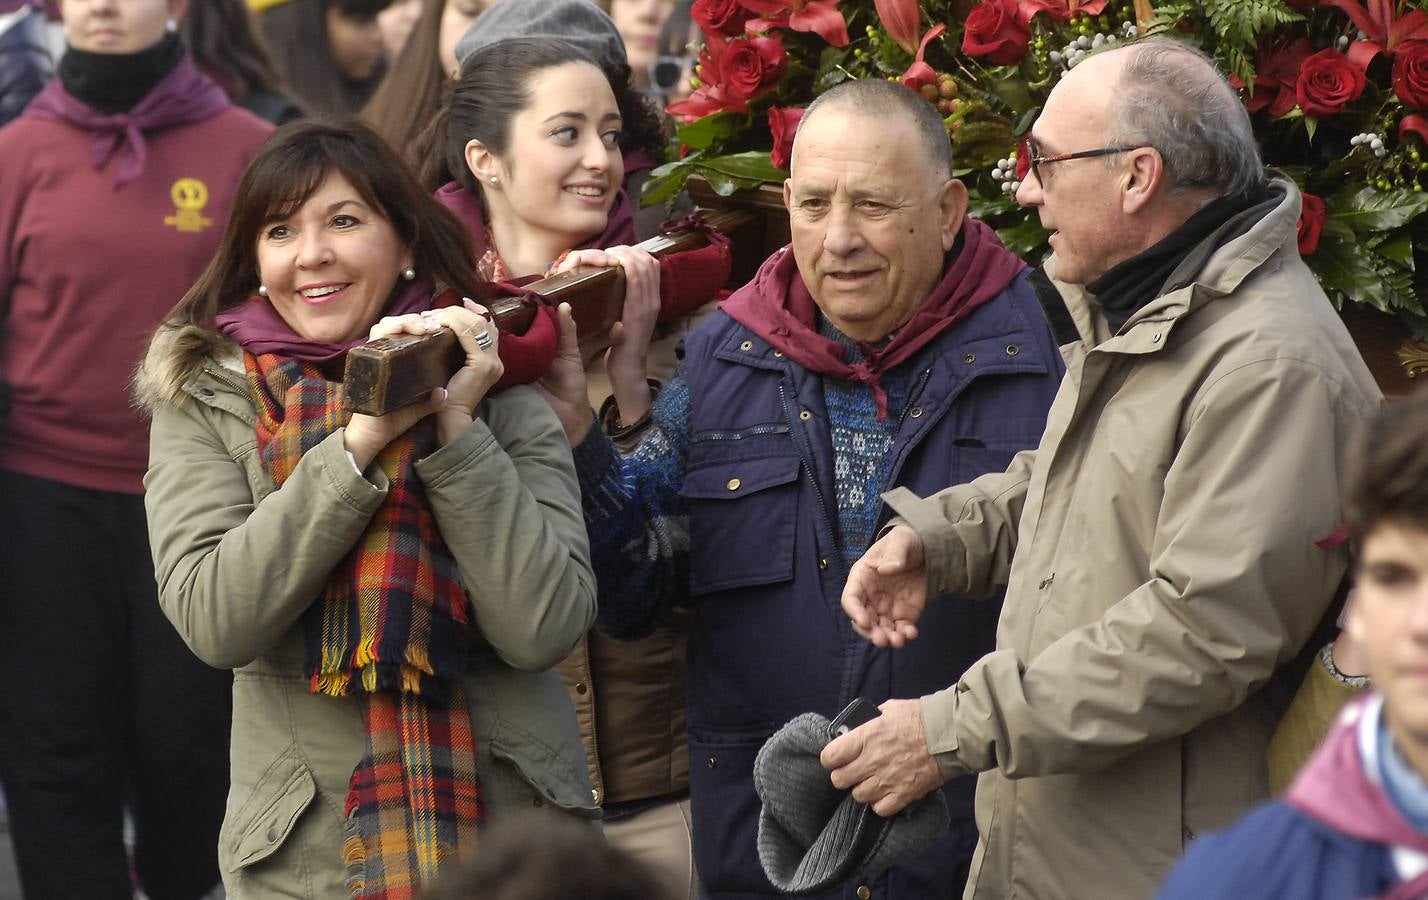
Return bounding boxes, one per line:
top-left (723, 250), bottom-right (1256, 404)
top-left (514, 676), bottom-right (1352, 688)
top-left (489, 176), bottom-right (499, 185)
top-left (401, 267), bottom-right (416, 282)
top-left (166, 17), bottom-right (177, 31)
top-left (257, 285), bottom-right (268, 297)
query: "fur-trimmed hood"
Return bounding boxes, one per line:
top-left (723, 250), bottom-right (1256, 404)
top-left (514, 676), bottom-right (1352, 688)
top-left (133, 322), bottom-right (245, 415)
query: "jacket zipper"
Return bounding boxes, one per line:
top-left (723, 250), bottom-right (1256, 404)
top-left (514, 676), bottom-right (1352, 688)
top-left (778, 382), bottom-right (840, 571)
top-left (202, 364), bottom-right (250, 398)
top-left (872, 366), bottom-right (935, 526)
top-left (692, 424), bottom-right (790, 441)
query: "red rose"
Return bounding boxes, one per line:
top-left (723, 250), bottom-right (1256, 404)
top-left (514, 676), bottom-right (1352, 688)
top-left (1295, 48), bottom-right (1367, 118)
top-left (768, 106), bottom-right (804, 169)
top-left (692, 0), bottom-right (752, 37)
top-left (962, 0), bottom-right (1031, 66)
top-left (1393, 40), bottom-right (1428, 111)
top-left (718, 35), bottom-right (787, 100)
top-left (1297, 192), bottom-right (1325, 256)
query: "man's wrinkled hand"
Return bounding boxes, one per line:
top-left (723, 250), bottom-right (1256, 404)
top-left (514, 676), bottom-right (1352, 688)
top-left (842, 525), bottom-right (928, 648)
top-left (821, 698), bottom-right (944, 817)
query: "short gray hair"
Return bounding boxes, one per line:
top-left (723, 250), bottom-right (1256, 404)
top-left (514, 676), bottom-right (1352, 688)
top-left (1108, 38), bottom-right (1265, 197)
top-left (797, 79), bottom-right (953, 181)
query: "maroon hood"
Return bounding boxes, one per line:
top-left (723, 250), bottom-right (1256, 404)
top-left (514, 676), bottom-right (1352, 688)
top-left (1287, 694), bottom-right (1428, 900)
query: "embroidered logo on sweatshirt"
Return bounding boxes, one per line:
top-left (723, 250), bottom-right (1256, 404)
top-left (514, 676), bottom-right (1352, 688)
top-left (164, 179), bottom-right (213, 233)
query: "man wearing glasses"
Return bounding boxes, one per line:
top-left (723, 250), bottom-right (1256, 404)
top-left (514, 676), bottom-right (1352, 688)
top-left (827, 37), bottom-right (1382, 899)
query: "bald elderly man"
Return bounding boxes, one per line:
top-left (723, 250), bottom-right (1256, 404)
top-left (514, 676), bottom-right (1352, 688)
top-left (831, 38), bottom-right (1382, 899)
top-left (539, 78), bottom-right (1063, 898)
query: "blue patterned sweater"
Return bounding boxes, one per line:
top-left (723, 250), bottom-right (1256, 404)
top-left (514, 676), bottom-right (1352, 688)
top-left (572, 316), bottom-right (922, 638)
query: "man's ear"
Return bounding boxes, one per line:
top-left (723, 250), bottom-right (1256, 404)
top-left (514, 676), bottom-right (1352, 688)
top-left (783, 178), bottom-right (795, 214)
top-left (464, 139), bottom-right (500, 186)
top-left (1121, 148), bottom-right (1165, 216)
top-left (938, 178), bottom-right (969, 252)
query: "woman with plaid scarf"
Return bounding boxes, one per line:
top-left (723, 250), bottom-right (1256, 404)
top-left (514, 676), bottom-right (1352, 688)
top-left (135, 120), bottom-right (600, 899)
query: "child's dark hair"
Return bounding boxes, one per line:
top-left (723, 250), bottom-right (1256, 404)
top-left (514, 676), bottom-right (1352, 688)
top-left (418, 38), bottom-right (666, 193)
top-left (1345, 385), bottom-right (1428, 544)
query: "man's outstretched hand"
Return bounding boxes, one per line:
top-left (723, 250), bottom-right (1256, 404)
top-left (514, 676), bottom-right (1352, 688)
top-left (841, 525), bottom-right (928, 648)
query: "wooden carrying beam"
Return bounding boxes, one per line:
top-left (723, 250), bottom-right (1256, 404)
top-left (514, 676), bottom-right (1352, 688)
top-left (343, 206), bottom-right (759, 416)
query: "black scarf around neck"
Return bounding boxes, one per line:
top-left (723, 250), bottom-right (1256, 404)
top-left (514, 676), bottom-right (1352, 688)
top-left (59, 31), bottom-right (184, 115)
top-left (1088, 185), bottom-right (1276, 333)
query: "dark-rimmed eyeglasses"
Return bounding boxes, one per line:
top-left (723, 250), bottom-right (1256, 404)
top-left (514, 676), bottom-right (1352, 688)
top-left (1023, 140), bottom-right (1149, 184)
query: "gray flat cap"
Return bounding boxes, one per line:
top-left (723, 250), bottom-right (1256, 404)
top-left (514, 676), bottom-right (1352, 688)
top-left (754, 712), bottom-right (950, 895)
top-left (454, 0), bottom-right (626, 71)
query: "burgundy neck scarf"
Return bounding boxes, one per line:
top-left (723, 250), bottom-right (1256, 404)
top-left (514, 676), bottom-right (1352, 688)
top-left (720, 217), bottom-right (1026, 419)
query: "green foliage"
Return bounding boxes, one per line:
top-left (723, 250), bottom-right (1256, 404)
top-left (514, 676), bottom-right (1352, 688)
top-left (676, 111), bottom-right (752, 152)
top-left (1200, 0), bottom-right (1302, 84)
top-left (1310, 187), bottom-right (1427, 317)
top-left (643, 152), bottom-right (789, 207)
top-left (1325, 187), bottom-right (1428, 234)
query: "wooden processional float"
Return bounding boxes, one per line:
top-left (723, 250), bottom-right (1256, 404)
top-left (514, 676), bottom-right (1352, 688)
top-left (343, 180), bottom-right (788, 416)
top-left (343, 171), bottom-right (1423, 415)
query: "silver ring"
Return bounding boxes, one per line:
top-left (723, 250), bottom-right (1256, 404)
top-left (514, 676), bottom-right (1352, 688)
top-left (472, 329), bottom-right (493, 350)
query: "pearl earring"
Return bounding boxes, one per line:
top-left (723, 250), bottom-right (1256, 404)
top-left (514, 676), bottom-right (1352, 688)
top-left (166, 17), bottom-right (177, 31)
top-left (489, 176), bottom-right (499, 185)
top-left (257, 285), bottom-right (268, 297)
top-left (401, 267), bottom-right (416, 281)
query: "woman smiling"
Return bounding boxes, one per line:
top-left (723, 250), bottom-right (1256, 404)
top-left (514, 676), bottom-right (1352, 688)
top-left (421, 25), bottom-right (725, 898)
top-left (137, 120), bottom-right (598, 898)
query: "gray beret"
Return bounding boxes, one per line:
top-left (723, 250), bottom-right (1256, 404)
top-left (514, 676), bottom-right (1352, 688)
top-left (754, 713), bottom-right (950, 894)
top-left (454, 0), bottom-right (627, 72)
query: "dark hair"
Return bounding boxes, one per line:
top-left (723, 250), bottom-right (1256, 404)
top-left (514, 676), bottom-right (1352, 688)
top-left (657, 0), bottom-right (696, 58)
top-left (1345, 386), bottom-right (1428, 545)
top-left (257, 0), bottom-right (391, 116)
top-left (169, 120), bottom-right (478, 328)
top-left (361, 0), bottom-right (457, 156)
top-left (418, 37), bottom-right (666, 193)
top-left (183, 0), bottom-right (297, 111)
top-left (800, 79), bottom-right (954, 182)
top-left (419, 814), bottom-right (665, 900)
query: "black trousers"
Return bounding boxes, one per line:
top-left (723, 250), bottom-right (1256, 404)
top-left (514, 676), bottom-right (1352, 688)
top-left (0, 469), bottom-right (231, 900)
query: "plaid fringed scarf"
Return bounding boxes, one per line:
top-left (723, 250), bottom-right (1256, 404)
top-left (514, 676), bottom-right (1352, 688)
top-left (245, 352), bottom-right (481, 899)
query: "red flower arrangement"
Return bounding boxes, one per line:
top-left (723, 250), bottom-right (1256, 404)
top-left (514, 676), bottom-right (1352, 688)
top-left (649, 0), bottom-right (1428, 325)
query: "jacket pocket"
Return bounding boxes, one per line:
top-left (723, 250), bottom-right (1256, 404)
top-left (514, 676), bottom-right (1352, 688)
top-left (681, 455), bottom-right (800, 595)
top-left (487, 718), bottom-right (601, 816)
top-left (220, 745), bottom-right (318, 873)
top-left (946, 436), bottom-right (1035, 487)
top-left (687, 729), bottom-right (775, 894)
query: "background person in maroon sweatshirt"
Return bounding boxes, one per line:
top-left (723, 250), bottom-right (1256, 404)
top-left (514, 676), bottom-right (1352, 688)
top-left (0, 0), bottom-right (272, 894)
